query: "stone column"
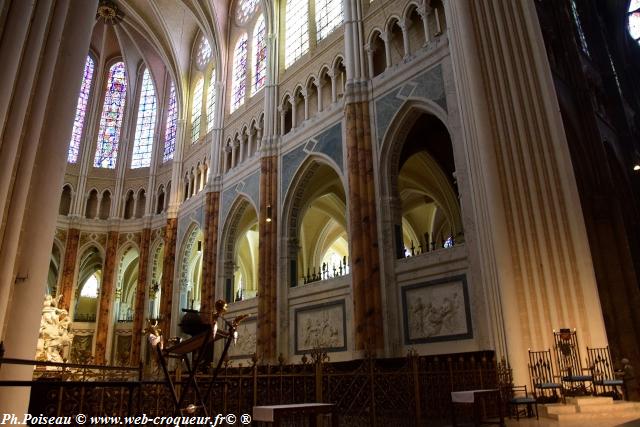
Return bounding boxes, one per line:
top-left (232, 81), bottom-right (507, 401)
top-left (417, 5), bottom-right (431, 45)
top-left (345, 89), bottom-right (384, 352)
top-left (316, 81), bottom-right (323, 112)
top-left (257, 153), bottom-right (278, 361)
top-left (201, 191), bottom-right (220, 317)
top-left (302, 89), bottom-right (309, 121)
top-left (131, 228), bottom-right (151, 364)
top-left (399, 20), bottom-right (410, 58)
top-left (159, 218), bottom-right (178, 336)
top-left (381, 32), bottom-right (392, 69)
top-left (94, 231), bottom-right (119, 364)
top-left (446, 0), bottom-right (607, 385)
top-left (59, 228), bottom-right (81, 312)
top-left (0, 0), bottom-right (97, 415)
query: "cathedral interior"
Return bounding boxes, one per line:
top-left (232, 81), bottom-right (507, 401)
top-left (1, 0), bottom-right (640, 422)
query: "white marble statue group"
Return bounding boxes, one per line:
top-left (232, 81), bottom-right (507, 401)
top-left (35, 294), bottom-right (74, 363)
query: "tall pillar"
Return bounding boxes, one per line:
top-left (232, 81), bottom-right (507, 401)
top-left (201, 191), bottom-right (220, 317)
top-left (131, 228), bottom-right (151, 364)
top-left (159, 218), bottom-right (178, 336)
top-left (59, 227), bottom-right (80, 312)
top-left (257, 153), bottom-right (278, 361)
top-left (94, 231), bottom-right (118, 364)
top-left (446, 0), bottom-right (607, 385)
top-left (345, 89), bottom-right (384, 352)
top-left (0, 0), bottom-right (98, 415)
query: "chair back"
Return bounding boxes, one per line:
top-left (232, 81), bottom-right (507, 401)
top-left (528, 349), bottom-right (556, 386)
top-left (587, 346), bottom-right (616, 380)
top-left (553, 328), bottom-right (584, 378)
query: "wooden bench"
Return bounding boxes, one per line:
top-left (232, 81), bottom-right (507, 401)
top-left (252, 403), bottom-right (338, 427)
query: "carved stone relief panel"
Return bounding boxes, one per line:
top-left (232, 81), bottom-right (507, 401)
top-left (294, 300), bottom-right (346, 354)
top-left (401, 274), bottom-right (472, 344)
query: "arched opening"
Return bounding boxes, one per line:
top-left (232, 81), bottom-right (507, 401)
top-left (294, 87), bottom-right (305, 125)
top-left (59, 185), bottom-right (72, 215)
top-left (178, 226), bottom-right (204, 312)
top-left (334, 58), bottom-right (346, 100)
top-left (319, 68), bottom-right (332, 109)
top-left (112, 246), bottom-right (139, 365)
top-left (389, 112), bottom-right (462, 258)
top-left (73, 247), bottom-right (103, 323)
top-left (283, 95), bottom-right (293, 134)
top-left (428, 0), bottom-right (446, 38)
top-left (406, 5), bottom-right (425, 54)
top-left (165, 181), bottom-right (171, 212)
top-left (388, 19), bottom-right (404, 66)
top-left (135, 189), bottom-right (146, 218)
top-left (47, 243), bottom-right (62, 296)
top-left (123, 190), bottom-right (135, 219)
top-left (306, 78), bottom-right (318, 118)
top-left (149, 242), bottom-right (164, 320)
top-left (85, 189), bottom-right (98, 219)
top-left (99, 190), bottom-right (111, 220)
top-left (156, 186), bottom-right (165, 214)
top-left (222, 198), bottom-right (259, 302)
top-left (286, 161), bottom-right (349, 286)
top-left (370, 31), bottom-right (386, 77)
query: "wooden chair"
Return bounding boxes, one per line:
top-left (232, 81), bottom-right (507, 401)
top-left (553, 329), bottom-right (593, 396)
top-left (528, 349), bottom-right (563, 403)
top-left (507, 385), bottom-right (538, 420)
top-left (587, 346), bottom-right (624, 399)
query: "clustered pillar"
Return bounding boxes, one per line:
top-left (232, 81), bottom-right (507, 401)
top-left (94, 231), bottom-right (118, 364)
top-left (201, 191), bottom-right (221, 318)
top-left (131, 228), bottom-right (151, 364)
top-left (257, 154), bottom-right (278, 361)
top-left (59, 228), bottom-right (80, 312)
top-left (345, 88), bottom-right (384, 352)
top-left (159, 219), bottom-right (178, 336)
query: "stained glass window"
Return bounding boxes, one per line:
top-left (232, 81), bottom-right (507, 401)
top-left (570, 0), bottom-right (589, 56)
top-left (191, 78), bottom-right (204, 142)
top-left (629, 0), bottom-right (640, 43)
top-left (285, 0), bottom-right (309, 68)
top-left (196, 36), bottom-right (212, 69)
top-left (68, 56), bottom-right (94, 163)
top-left (231, 34), bottom-right (248, 112)
top-left (316, 0), bottom-right (343, 41)
top-left (94, 62), bottom-right (127, 169)
top-left (164, 82), bottom-right (177, 162)
top-left (206, 68), bottom-right (217, 132)
top-left (236, 0), bottom-right (259, 25)
top-left (253, 15), bottom-right (267, 94)
top-left (131, 69), bottom-right (157, 168)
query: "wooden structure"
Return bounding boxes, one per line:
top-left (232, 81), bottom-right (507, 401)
top-left (587, 346), bottom-right (624, 399)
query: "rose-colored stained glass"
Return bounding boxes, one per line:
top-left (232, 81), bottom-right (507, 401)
top-left (94, 62), bottom-right (127, 169)
top-left (68, 56), bottom-right (94, 163)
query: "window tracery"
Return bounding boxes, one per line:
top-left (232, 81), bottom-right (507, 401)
top-left (253, 15), bottom-right (267, 94)
top-left (285, 0), bottom-right (309, 67)
top-left (236, 0), bottom-right (260, 25)
top-left (68, 56), bottom-right (94, 163)
top-left (164, 82), bottom-right (177, 162)
top-left (207, 68), bottom-right (217, 132)
top-left (231, 34), bottom-right (248, 112)
top-left (196, 36), bottom-right (212, 69)
top-left (131, 69), bottom-right (157, 168)
top-left (94, 61), bottom-right (127, 169)
top-left (191, 78), bottom-right (204, 142)
top-left (315, 0), bottom-right (343, 41)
